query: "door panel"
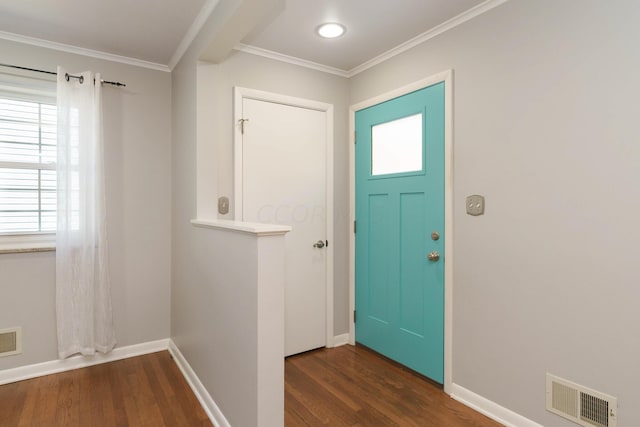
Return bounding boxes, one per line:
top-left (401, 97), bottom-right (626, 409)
top-left (241, 98), bottom-right (327, 357)
top-left (355, 82), bottom-right (445, 382)
top-left (400, 192), bottom-right (426, 337)
top-left (368, 193), bottom-right (391, 323)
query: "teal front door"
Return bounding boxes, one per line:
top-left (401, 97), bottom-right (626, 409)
top-left (355, 82), bottom-right (445, 383)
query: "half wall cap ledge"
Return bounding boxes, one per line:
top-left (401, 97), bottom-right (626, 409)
top-left (190, 219), bottom-right (291, 236)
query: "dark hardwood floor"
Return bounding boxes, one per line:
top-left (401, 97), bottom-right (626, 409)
top-left (285, 345), bottom-right (503, 427)
top-left (0, 351), bottom-right (212, 427)
top-left (1, 345), bottom-right (502, 427)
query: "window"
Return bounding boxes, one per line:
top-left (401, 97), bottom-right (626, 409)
top-left (0, 86), bottom-right (57, 251)
top-left (371, 113), bottom-right (423, 176)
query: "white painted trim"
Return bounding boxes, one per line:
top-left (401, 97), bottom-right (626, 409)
top-left (168, 340), bottom-right (231, 427)
top-left (233, 88), bottom-right (244, 220)
top-left (191, 219), bottom-right (291, 236)
top-left (325, 105), bottom-right (335, 350)
top-left (168, 0), bottom-right (221, 70)
top-left (332, 334), bottom-right (350, 347)
top-left (443, 70), bottom-right (455, 395)
top-left (233, 87), bottom-right (335, 352)
top-left (234, 44), bottom-right (350, 77)
top-left (236, 0), bottom-right (509, 78)
top-left (0, 30), bottom-right (170, 72)
top-left (349, 70), bottom-right (453, 113)
top-left (234, 86), bottom-right (335, 110)
top-left (0, 339), bottom-right (170, 386)
top-left (348, 0), bottom-right (510, 77)
top-left (0, 232), bottom-right (55, 253)
top-left (348, 70), bottom-right (454, 393)
top-left (451, 383), bottom-right (544, 427)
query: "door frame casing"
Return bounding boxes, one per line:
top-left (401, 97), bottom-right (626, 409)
top-left (233, 87), bottom-right (335, 349)
top-left (348, 70), bottom-right (454, 393)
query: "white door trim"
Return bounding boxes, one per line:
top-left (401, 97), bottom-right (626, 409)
top-left (348, 70), bottom-right (454, 393)
top-left (233, 87), bottom-right (335, 349)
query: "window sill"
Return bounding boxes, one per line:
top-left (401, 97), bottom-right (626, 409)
top-left (0, 246), bottom-right (55, 255)
top-left (0, 233), bottom-right (56, 254)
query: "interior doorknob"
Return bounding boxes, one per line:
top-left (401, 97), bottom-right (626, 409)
top-left (313, 240), bottom-right (326, 249)
top-left (427, 251), bottom-right (440, 261)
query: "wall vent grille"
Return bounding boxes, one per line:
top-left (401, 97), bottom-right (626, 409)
top-left (546, 374), bottom-right (617, 427)
top-left (0, 327), bottom-right (22, 357)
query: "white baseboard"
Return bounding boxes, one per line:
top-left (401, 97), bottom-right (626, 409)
top-left (0, 338), bottom-right (170, 386)
top-left (168, 340), bottom-right (230, 427)
top-left (450, 383), bottom-right (543, 427)
top-left (332, 333), bottom-right (350, 347)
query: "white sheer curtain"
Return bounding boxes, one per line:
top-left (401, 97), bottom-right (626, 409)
top-left (56, 67), bottom-right (115, 359)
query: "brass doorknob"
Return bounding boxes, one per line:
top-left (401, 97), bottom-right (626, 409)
top-left (427, 251), bottom-right (440, 262)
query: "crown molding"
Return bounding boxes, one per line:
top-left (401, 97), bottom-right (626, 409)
top-left (347, 0), bottom-right (510, 76)
top-left (238, 0), bottom-right (510, 79)
top-left (235, 44), bottom-right (350, 77)
top-left (168, 0), bottom-right (222, 70)
top-left (0, 0), bottom-right (223, 73)
top-left (0, 30), bottom-right (170, 72)
top-left (0, 0), bottom-right (509, 76)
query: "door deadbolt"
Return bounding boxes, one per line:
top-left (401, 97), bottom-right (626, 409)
top-left (431, 231), bottom-right (440, 241)
top-left (427, 251), bottom-right (440, 262)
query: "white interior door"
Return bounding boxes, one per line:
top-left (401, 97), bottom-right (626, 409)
top-left (241, 97), bottom-right (327, 357)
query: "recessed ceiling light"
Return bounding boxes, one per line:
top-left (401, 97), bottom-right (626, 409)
top-left (317, 23), bottom-right (346, 39)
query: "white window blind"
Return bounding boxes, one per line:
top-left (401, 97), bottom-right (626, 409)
top-left (0, 95), bottom-right (57, 235)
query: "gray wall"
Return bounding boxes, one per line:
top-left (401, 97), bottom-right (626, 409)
top-left (350, 0), bottom-right (640, 425)
top-left (4, 0), bottom-right (636, 425)
top-left (0, 39), bottom-right (172, 370)
top-left (171, 3), bottom-right (262, 424)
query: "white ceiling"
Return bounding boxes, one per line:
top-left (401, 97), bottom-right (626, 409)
top-left (0, 0), bottom-right (208, 66)
top-left (241, 0), bottom-right (487, 72)
top-left (0, 0), bottom-right (493, 72)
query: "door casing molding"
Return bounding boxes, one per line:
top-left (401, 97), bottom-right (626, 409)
top-left (233, 87), bottom-right (335, 349)
top-left (348, 70), bottom-right (454, 393)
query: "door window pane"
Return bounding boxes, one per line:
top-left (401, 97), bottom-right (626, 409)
top-left (371, 113), bottom-right (423, 176)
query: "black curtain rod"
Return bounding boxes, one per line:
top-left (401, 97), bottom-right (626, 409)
top-left (0, 63), bottom-right (126, 87)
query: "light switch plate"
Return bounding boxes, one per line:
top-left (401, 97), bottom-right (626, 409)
top-left (218, 196), bottom-right (230, 215)
top-left (466, 195), bottom-right (485, 216)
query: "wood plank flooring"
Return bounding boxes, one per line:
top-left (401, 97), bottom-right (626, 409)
top-left (285, 345), bottom-right (503, 426)
top-left (0, 351), bottom-right (212, 427)
top-left (1, 345), bottom-right (502, 426)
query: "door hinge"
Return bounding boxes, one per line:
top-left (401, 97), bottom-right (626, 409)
top-left (353, 310), bottom-right (356, 323)
top-left (354, 130), bottom-right (357, 144)
top-left (353, 220), bottom-right (356, 234)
